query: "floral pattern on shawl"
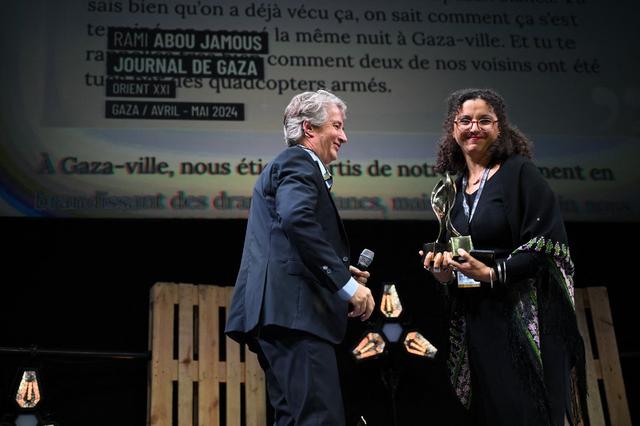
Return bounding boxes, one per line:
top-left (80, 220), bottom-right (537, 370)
top-left (448, 312), bottom-right (472, 408)
top-left (518, 236), bottom-right (575, 305)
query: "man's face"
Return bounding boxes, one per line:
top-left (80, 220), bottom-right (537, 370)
top-left (305, 104), bottom-right (347, 164)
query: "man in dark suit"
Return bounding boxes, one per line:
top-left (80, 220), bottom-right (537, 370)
top-left (226, 90), bottom-right (374, 425)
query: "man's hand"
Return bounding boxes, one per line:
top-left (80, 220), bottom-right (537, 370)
top-left (348, 284), bottom-right (375, 321)
top-left (349, 265), bottom-right (370, 285)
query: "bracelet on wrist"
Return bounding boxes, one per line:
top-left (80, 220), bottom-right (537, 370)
top-left (496, 260), bottom-right (507, 285)
top-left (489, 267), bottom-right (495, 289)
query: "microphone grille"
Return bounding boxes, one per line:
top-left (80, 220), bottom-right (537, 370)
top-left (359, 248), bottom-right (375, 267)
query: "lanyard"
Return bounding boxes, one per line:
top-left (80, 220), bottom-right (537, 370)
top-left (461, 167), bottom-right (490, 224)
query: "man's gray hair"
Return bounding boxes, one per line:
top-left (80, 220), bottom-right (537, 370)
top-left (283, 90), bottom-right (347, 146)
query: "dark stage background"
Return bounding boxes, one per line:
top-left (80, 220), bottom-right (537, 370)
top-left (0, 218), bottom-right (637, 425)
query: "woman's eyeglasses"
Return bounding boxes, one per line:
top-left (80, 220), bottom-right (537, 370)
top-left (454, 118), bottom-right (497, 130)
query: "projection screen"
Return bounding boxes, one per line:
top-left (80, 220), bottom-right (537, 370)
top-left (1, 0), bottom-right (638, 221)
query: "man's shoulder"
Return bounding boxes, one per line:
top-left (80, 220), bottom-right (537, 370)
top-left (272, 145), bottom-right (316, 169)
top-left (274, 145), bottom-right (310, 160)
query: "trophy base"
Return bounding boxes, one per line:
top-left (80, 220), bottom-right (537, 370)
top-left (451, 236), bottom-right (474, 261)
top-left (422, 242), bottom-right (448, 265)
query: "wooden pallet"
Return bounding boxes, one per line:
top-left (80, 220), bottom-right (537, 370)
top-left (148, 282), bottom-right (266, 426)
top-left (575, 287), bottom-right (631, 426)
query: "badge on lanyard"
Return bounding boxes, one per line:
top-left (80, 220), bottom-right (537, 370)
top-left (456, 167), bottom-right (490, 288)
top-left (457, 271), bottom-right (481, 288)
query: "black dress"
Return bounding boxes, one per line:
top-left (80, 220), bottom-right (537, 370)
top-left (445, 157), bottom-right (585, 426)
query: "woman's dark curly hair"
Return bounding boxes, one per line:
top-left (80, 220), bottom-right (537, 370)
top-left (435, 88), bottom-right (533, 174)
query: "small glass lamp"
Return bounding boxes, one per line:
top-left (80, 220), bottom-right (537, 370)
top-left (15, 370), bottom-right (41, 409)
top-left (379, 284), bottom-right (403, 319)
top-left (351, 332), bottom-right (386, 361)
top-left (403, 331), bottom-right (437, 359)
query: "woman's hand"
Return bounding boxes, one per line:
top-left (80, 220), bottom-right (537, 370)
top-left (448, 249), bottom-right (493, 283)
top-left (419, 248), bottom-right (454, 284)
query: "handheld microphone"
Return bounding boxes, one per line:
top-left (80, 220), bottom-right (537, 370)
top-left (357, 248), bottom-right (375, 271)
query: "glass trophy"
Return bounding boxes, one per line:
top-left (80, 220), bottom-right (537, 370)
top-left (422, 173), bottom-right (495, 288)
top-left (423, 172), bottom-right (473, 262)
top-left (423, 173), bottom-right (486, 288)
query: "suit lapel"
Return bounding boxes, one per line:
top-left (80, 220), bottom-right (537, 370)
top-left (310, 160), bottom-right (350, 251)
top-left (300, 147), bottom-right (350, 252)
top-left (327, 186), bottom-right (349, 249)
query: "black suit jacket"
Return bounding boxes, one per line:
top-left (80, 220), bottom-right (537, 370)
top-left (226, 146), bottom-right (352, 346)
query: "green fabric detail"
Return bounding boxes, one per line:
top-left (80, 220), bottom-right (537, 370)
top-left (525, 320), bottom-right (542, 365)
top-left (546, 239), bottom-right (554, 253)
top-left (554, 241), bottom-right (561, 257)
top-left (547, 257), bottom-right (575, 311)
top-left (512, 236), bottom-right (577, 375)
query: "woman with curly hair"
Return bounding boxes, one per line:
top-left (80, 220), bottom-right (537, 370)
top-left (422, 88), bottom-right (586, 425)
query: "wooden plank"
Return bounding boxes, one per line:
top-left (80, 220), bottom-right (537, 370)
top-left (149, 283), bottom-right (266, 426)
top-left (225, 286), bottom-right (242, 426)
top-left (149, 283), bottom-right (178, 426)
top-left (588, 287), bottom-right (631, 426)
top-left (198, 285), bottom-right (221, 426)
top-left (178, 284), bottom-right (196, 426)
top-left (574, 288), bottom-right (605, 426)
top-left (245, 349), bottom-right (267, 426)
top-left (147, 281), bottom-right (155, 423)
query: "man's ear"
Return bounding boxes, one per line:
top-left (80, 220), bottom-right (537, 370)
top-left (302, 120), bottom-right (314, 138)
